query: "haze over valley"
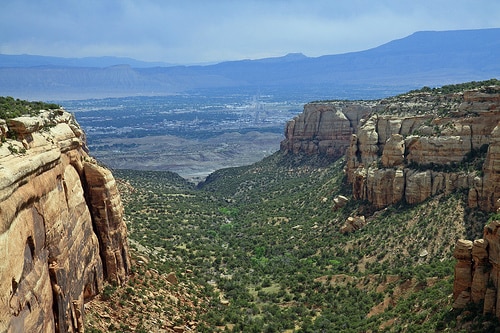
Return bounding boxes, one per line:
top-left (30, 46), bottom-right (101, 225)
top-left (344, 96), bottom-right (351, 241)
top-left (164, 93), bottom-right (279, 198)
top-left (64, 94), bottom-right (303, 181)
top-left (19, 28), bottom-right (492, 181)
top-left (2, 1), bottom-right (500, 329)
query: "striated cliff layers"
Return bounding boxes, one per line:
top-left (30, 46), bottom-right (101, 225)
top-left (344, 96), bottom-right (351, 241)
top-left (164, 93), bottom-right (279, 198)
top-left (453, 93), bottom-right (500, 314)
top-left (280, 102), bottom-right (372, 158)
top-left (343, 87), bottom-right (500, 211)
top-left (0, 110), bottom-right (130, 332)
top-left (281, 86), bottom-right (500, 320)
top-left (281, 86), bottom-right (500, 211)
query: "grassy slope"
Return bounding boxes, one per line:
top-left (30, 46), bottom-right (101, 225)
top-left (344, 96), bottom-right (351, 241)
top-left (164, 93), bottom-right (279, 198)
top-left (94, 150), bottom-right (496, 332)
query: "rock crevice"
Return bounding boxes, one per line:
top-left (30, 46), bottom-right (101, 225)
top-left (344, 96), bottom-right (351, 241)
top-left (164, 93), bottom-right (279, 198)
top-left (281, 87), bottom-right (500, 211)
top-left (453, 222), bottom-right (500, 318)
top-left (0, 109), bottom-right (130, 333)
top-left (285, 87), bottom-right (500, 211)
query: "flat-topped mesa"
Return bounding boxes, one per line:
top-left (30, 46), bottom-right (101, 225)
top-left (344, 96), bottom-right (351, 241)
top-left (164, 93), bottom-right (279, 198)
top-left (0, 109), bottom-right (130, 333)
top-left (281, 85), bottom-right (500, 211)
top-left (280, 101), bottom-right (372, 158)
top-left (345, 86), bottom-right (500, 211)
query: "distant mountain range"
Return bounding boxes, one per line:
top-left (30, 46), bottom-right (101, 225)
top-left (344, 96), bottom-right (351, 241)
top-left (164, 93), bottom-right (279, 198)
top-left (1, 28), bottom-right (499, 101)
top-left (0, 54), bottom-right (173, 68)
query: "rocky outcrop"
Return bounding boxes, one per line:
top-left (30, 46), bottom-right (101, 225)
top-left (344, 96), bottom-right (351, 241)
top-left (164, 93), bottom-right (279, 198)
top-left (345, 86), bottom-right (500, 211)
top-left (279, 85), bottom-right (500, 213)
top-left (452, 239), bottom-right (474, 308)
top-left (280, 102), bottom-right (372, 158)
top-left (340, 215), bottom-right (366, 234)
top-left (332, 195), bottom-right (349, 211)
top-left (0, 110), bottom-right (130, 333)
top-left (453, 221), bottom-right (500, 318)
top-left (481, 124), bottom-right (500, 211)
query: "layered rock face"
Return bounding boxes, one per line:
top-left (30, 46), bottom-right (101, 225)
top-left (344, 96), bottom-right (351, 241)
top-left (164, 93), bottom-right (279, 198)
top-left (0, 110), bottom-right (130, 332)
top-left (282, 87), bottom-right (500, 211)
top-left (452, 221), bottom-right (500, 317)
top-left (280, 102), bottom-right (372, 158)
top-left (280, 84), bottom-right (500, 319)
top-left (345, 87), bottom-right (500, 211)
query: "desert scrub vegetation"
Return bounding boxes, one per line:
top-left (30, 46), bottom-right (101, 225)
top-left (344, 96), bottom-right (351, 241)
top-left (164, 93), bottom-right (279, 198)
top-left (110, 150), bottom-right (491, 332)
top-left (84, 249), bottom-right (207, 332)
top-left (0, 96), bottom-right (60, 119)
top-left (407, 78), bottom-right (500, 95)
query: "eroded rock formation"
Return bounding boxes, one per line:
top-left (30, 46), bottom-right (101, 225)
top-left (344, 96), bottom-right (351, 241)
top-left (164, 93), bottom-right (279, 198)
top-left (281, 86), bottom-right (500, 212)
top-left (344, 86), bottom-right (500, 211)
top-left (340, 215), bottom-right (366, 234)
top-left (0, 109), bottom-right (130, 333)
top-left (280, 102), bottom-right (372, 158)
top-left (453, 221), bottom-right (500, 318)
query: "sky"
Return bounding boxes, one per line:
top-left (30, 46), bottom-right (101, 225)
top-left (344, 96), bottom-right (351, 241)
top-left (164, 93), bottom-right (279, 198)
top-left (1, 0), bottom-right (500, 65)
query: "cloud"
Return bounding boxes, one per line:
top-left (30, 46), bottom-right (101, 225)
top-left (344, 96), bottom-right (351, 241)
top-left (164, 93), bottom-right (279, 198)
top-left (0, 0), bottom-right (499, 63)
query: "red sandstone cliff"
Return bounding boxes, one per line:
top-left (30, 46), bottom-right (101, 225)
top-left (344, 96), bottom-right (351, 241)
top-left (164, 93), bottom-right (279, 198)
top-left (452, 222), bottom-right (500, 317)
top-left (280, 101), bottom-right (372, 158)
top-left (0, 109), bottom-right (130, 332)
top-left (281, 85), bottom-right (500, 321)
top-left (345, 87), bottom-right (500, 211)
top-left (283, 86), bottom-right (500, 212)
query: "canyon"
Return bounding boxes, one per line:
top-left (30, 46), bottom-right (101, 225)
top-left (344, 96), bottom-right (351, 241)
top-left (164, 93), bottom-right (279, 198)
top-left (0, 109), bottom-right (130, 332)
top-left (3, 80), bottom-right (500, 331)
top-left (282, 84), bottom-right (500, 212)
top-left (281, 82), bottom-right (500, 319)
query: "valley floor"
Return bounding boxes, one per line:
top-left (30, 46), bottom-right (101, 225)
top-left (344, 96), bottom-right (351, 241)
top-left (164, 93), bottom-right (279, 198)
top-left (87, 152), bottom-right (495, 332)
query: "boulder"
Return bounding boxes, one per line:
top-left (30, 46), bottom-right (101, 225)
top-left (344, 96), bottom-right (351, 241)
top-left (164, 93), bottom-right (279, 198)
top-left (332, 195), bottom-right (349, 210)
top-left (340, 216), bottom-right (366, 234)
top-left (7, 116), bottom-right (41, 134)
top-left (166, 272), bottom-right (179, 285)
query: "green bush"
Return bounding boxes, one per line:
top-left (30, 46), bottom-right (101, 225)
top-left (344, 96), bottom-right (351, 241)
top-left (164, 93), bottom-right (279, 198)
top-left (0, 96), bottom-right (60, 120)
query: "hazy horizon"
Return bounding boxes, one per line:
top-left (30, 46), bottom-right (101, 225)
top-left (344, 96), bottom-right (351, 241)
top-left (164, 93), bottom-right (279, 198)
top-left (1, 1), bottom-right (500, 65)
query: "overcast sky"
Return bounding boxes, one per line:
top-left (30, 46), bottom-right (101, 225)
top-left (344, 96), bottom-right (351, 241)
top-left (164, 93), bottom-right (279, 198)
top-left (1, 0), bottom-right (499, 64)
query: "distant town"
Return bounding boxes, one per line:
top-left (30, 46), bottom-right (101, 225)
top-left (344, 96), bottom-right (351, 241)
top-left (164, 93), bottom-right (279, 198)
top-left (64, 94), bottom-right (304, 181)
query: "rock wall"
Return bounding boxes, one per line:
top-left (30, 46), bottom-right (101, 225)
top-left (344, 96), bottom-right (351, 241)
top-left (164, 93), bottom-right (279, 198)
top-left (281, 87), bottom-right (500, 211)
top-left (0, 110), bottom-right (130, 333)
top-left (280, 102), bottom-right (372, 158)
top-left (452, 221), bottom-right (500, 318)
top-left (345, 87), bottom-right (500, 211)
top-left (281, 84), bottom-right (500, 321)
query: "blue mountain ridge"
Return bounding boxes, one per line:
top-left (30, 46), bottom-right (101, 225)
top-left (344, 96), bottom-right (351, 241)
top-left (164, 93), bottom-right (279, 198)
top-left (1, 28), bottom-right (499, 100)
